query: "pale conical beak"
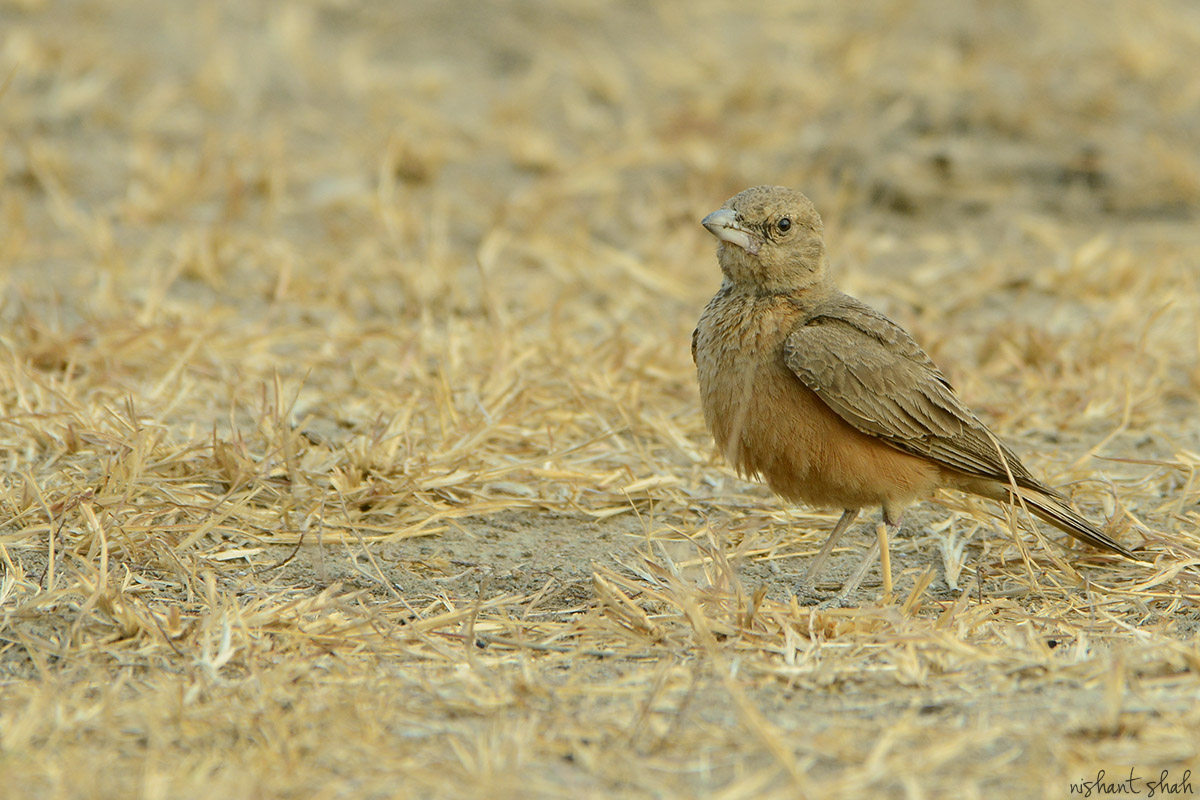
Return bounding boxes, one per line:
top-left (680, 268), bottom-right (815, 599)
top-left (701, 208), bottom-right (760, 255)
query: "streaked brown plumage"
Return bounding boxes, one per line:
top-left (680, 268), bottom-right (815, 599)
top-left (692, 185), bottom-right (1132, 596)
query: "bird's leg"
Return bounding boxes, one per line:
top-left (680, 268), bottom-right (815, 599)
top-left (876, 518), bottom-right (892, 597)
top-left (803, 508), bottom-right (859, 586)
top-left (818, 536), bottom-right (880, 608)
top-left (874, 509), bottom-right (904, 599)
top-left (821, 509), bottom-right (904, 607)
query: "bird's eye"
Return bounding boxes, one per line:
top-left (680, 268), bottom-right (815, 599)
top-left (777, 217), bottom-right (791, 233)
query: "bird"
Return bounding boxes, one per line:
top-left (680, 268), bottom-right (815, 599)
top-left (691, 185), bottom-right (1134, 601)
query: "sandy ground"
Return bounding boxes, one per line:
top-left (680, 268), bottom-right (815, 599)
top-left (3, 1), bottom-right (1200, 798)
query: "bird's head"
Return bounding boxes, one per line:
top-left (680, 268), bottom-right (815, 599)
top-left (702, 185), bottom-right (830, 293)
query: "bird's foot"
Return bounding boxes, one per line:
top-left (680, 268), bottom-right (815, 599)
top-left (815, 592), bottom-right (856, 610)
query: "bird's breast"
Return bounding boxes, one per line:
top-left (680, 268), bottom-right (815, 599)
top-left (693, 293), bottom-right (808, 475)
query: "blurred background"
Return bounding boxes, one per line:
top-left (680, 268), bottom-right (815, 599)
top-left (5, 0), bottom-right (1198, 322)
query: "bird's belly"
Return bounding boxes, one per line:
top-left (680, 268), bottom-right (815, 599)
top-left (698, 354), bottom-right (940, 510)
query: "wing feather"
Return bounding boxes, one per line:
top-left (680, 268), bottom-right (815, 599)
top-left (784, 294), bottom-right (1043, 490)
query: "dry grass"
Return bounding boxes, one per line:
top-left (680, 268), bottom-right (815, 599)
top-left (3, 1), bottom-right (1200, 797)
